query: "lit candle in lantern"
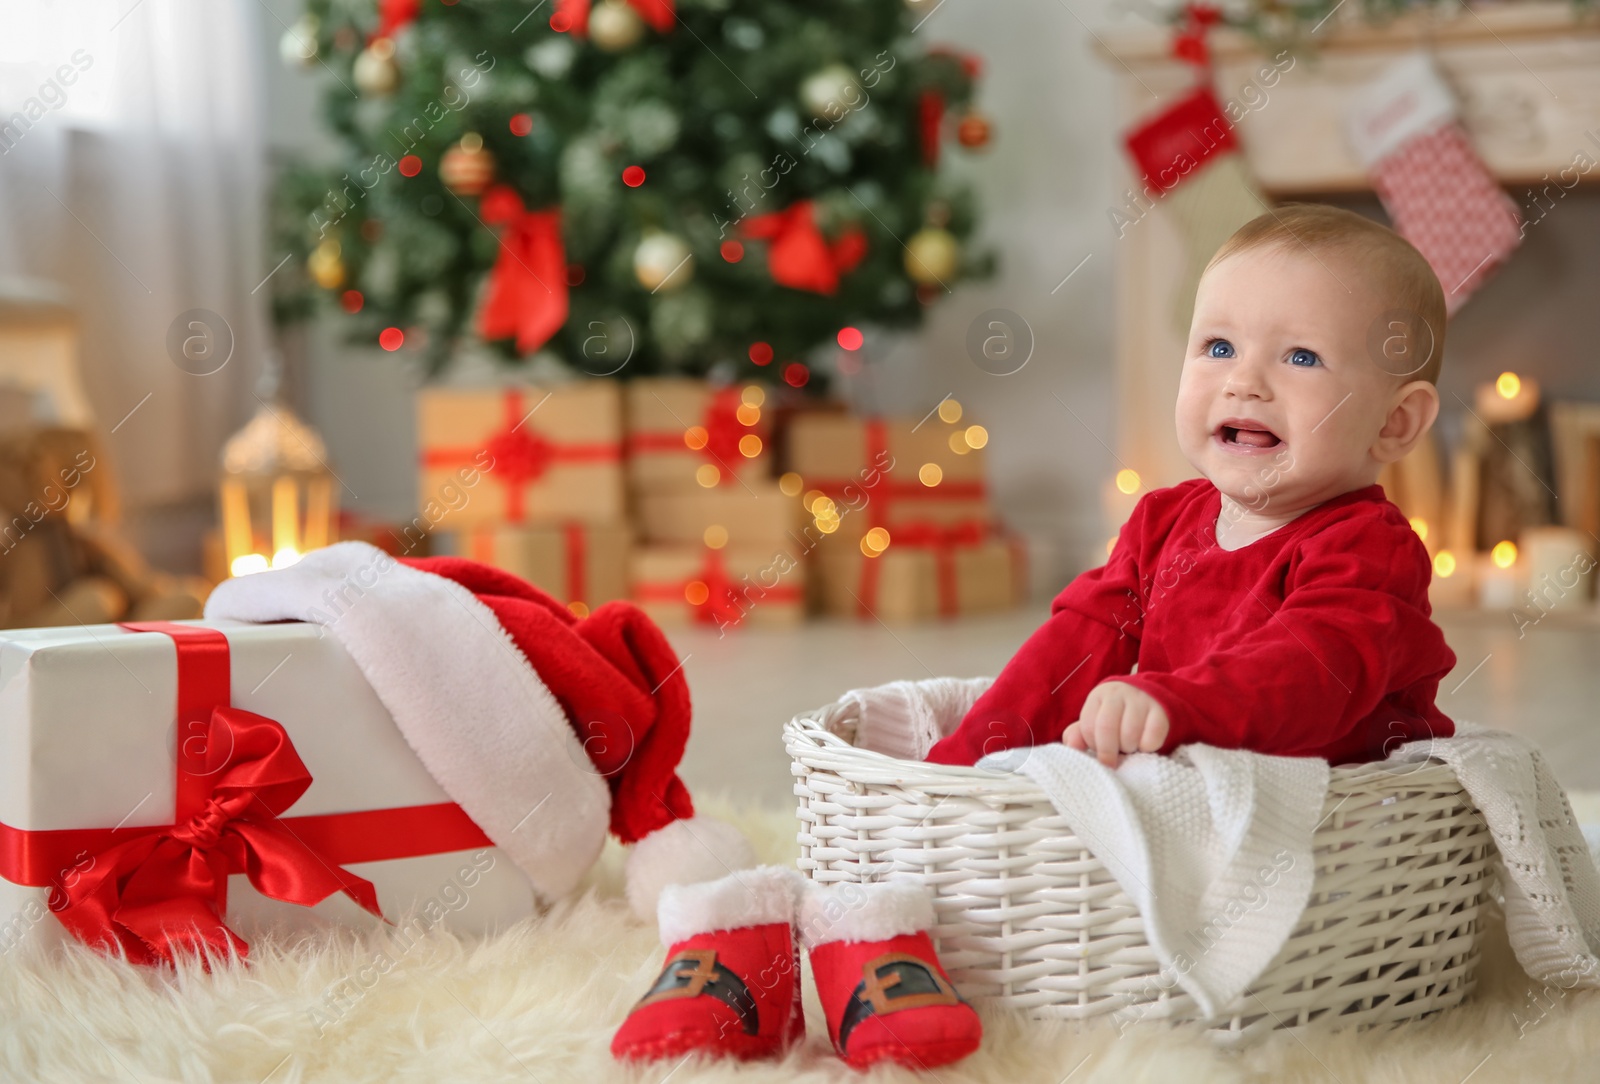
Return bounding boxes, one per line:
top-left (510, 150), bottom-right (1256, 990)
top-left (1428, 548), bottom-right (1475, 609)
top-left (1477, 540), bottom-right (1523, 609)
top-left (1474, 371), bottom-right (1540, 425)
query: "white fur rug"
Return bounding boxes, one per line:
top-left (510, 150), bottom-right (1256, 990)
top-left (2, 796), bottom-right (1598, 1084)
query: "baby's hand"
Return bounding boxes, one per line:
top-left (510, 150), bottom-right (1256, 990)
top-left (1063, 682), bottom-right (1170, 768)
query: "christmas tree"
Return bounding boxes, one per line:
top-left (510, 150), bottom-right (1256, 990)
top-left (273, 0), bottom-right (993, 384)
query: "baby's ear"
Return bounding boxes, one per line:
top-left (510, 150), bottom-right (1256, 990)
top-left (1371, 380), bottom-right (1441, 464)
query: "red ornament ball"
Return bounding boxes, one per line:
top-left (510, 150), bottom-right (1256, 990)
top-left (956, 112), bottom-right (993, 149)
top-left (720, 240), bottom-right (744, 263)
top-left (509, 113), bottom-right (533, 137)
top-left (398, 155), bottom-right (422, 177)
top-left (379, 327), bottom-right (405, 351)
top-left (748, 341), bottom-right (774, 366)
top-left (550, 11), bottom-right (572, 31)
top-left (565, 263), bottom-right (585, 286)
top-left (340, 290), bottom-right (364, 314)
top-left (837, 326), bottom-right (863, 351)
top-left (783, 362), bottom-right (810, 388)
top-left (622, 165), bottom-right (646, 188)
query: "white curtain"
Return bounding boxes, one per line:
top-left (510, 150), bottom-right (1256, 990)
top-left (0, 0), bottom-right (267, 508)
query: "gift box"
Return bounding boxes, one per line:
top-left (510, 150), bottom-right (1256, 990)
top-left (433, 522), bottom-right (630, 615)
top-left (625, 378), bottom-right (771, 492)
top-left (637, 481), bottom-right (801, 548)
top-left (0, 620), bottom-right (534, 960)
top-left (815, 522), bottom-right (1024, 623)
top-left (631, 545), bottom-right (805, 629)
top-left (416, 382), bottom-right (624, 529)
top-left (787, 414), bottom-right (989, 540)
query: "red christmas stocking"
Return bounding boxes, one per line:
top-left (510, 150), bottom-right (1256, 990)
top-left (800, 879), bottom-right (982, 1070)
top-left (1122, 86), bottom-right (1266, 334)
top-left (611, 866), bottom-right (804, 1063)
top-left (1347, 53), bottom-right (1522, 314)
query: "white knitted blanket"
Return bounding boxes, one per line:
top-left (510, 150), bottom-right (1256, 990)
top-left (839, 677), bottom-right (1600, 1020)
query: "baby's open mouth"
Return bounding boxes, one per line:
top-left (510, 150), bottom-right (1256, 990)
top-left (1217, 424), bottom-right (1282, 449)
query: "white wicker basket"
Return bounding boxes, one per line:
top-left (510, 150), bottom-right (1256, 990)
top-left (786, 686), bottom-right (1497, 1045)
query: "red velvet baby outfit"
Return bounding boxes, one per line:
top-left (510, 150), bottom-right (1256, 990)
top-left (927, 479), bottom-right (1456, 766)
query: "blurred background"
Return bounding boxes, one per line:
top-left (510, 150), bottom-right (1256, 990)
top-left (2, 0), bottom-right (1599, 793)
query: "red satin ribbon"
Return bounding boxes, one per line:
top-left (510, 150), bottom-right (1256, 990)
top-left (468, 523), bottom-right (590, 605)
top-left (809, 418), bottom-right (987, 532)
top-left (420, 388), bottom-right (621, 522)
top-left (555, 0), bottom-right (675, 35)
top-left (858, 520), bottom-right (988, 619)
top-left (477, 185), bottom-right (568, 355)
top-left (628, 387), bottom-right (759, 486)
top-left (632, 547), bottom-right (802, 628)
top-left (742, 201), bottom-right (867, 296)
top-left (0, 623), bottom-right (489, 966)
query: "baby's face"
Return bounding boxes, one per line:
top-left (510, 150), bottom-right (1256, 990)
top-left (1175, 244), bottom-right (1401, 516)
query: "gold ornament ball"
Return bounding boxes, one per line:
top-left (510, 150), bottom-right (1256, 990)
top-left (440, 133), bottom-right (495, 196)
top-left (279, 13), bottom-right (319, 69)
top-left (957, 112), bottom-right (993, 149)
top-left (633, 232), bottom-right (694, 293)
top-left (800, 64), bottom-right (862, 120)
top-left (904, 227), bottom-right (960, 286)
top-left (353, 37), bottom-right (399, 96)
top-left (589, 0), bottom-right (645, 51)
top-left (308, 240), bottom-right (345, 290)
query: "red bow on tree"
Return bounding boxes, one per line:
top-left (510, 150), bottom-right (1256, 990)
top-left (742, 201), bottom-right (868, 296)
top-left (52, 709), bottom-right (382, 966)
top-left (1172, 3), bottom-right (1224, 67)
top-left (477, 185), bottom-right (569, 355)
top-left (554, 0), bottom-right (676, 35)
top-left (371, 0), bottom-right (420, 41)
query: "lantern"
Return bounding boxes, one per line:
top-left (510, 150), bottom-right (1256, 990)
top-left (218, 359), bottom-right (338, 577)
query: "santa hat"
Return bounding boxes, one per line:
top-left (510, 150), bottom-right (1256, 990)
top-left (203, 541), bottom-right (755, 920)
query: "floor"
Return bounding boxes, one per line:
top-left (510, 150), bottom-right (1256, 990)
top-left (674, 605), bottom-right (1600, 808)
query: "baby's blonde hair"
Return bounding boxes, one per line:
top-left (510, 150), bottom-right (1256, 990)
top-left (1205, 203), bottom-right (1446, 385)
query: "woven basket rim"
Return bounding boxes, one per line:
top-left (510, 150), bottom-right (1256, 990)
top-left (784, 702), bottom-right (1463, 796)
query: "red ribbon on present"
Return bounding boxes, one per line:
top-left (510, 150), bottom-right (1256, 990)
top-left (477, 186), bottom-right (568, 356)
top-left (0, 623), bottom-right (493, 966)
top-left (420, 388), bottom-right (622, 523)
top-left (742, 201), bottom-right (867, 296)
top-left (469, 523), bottom-right (591, 605)
top-left (632, 547), bottom-right (802, 630)
top-left (809, 418), bottom-right (987, 532)
top-left (554, 0), bottom-right (675, 35)
top-left (628, 386), bottom-right (761, 486)
top-left (858, 520), bottom-right (987, 619)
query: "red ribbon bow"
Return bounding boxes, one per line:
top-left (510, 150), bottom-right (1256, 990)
top-left (477, 185), bottom-right (568, 355)
top-left (554, 0), bottom-right (676, 35)
top-left (1172, 3), bottom-right (1224, 67)
top-left (692, 548), bottom-right (746, 629)
top-left (742, 201), bottom-right (867, 296)
top-left (51, 626), bottom-right (381, 966)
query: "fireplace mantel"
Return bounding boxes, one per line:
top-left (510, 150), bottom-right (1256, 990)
top-left (1094, 2), bottom-right (1600, 508)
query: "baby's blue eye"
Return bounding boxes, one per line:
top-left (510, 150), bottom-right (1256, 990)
top-left (1288, 348), bottom-right (1321, 368)
top-left (1206, 339), bottom-right (1234, 359)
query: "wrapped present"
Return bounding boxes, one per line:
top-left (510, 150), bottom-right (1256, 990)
top-left (0, 620), bottom-right (532, 960)
top-left (788, 414), bottom-right (989, 539)
top-left (816, 521), bottom-right (1025, 623)
top-left (416, 382), bottom-right (624, 528)
top-left (631, 545), bottom-right (805, 630)
top-left (626, 378), bottom-right (771, 492)
top-left (637, 481), bottom-right (800, 548)
top-left (435, 522), bottom-right (630, 615)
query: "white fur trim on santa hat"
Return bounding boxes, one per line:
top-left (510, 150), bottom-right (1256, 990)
top-left (204, 541), bottom-right (612, 906)
top-left (657, 865), bottom-right (802, 947)
top-left (625, 816), bottom-right (759, 922)
top-left (797, 877), bottom-right (936, 951)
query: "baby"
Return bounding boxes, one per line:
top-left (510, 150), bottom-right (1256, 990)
top-left (927, 204), bottom-right (1457, 769)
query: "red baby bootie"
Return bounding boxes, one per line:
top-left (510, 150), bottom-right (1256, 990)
top-left (611, 866), bottom-right (804, 1063)
top-left (800, 878), bottom-right (982, 1070)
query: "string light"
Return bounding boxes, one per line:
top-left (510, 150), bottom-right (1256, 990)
top-left (1491, 540), bottom-right (1517, 568)
top-left (938, 399), bottom-right (962, 424)
top-left (1496, 372), bottom-right (1521, 399)
top-left (919, 463), bottom-right (943, 487)
top-left (779, 472), bottom-right (803, 497)
top-left (1115, 469), bottom-right (1140, 495)
top-left (738, 434), bottom-right (763, 457)
top-left (696, 464), bottom-right (720, 487)
top-left (1433, 550), bottom-right (1456, 578)
top-left (964, 425), bottom-right (988, 449)
top-left (684, 425), bottom-right (709, 450)
top-left (703, 524), bottom-right (729, 549)
top-left (1409, 517), bottom-right (1429, 542)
